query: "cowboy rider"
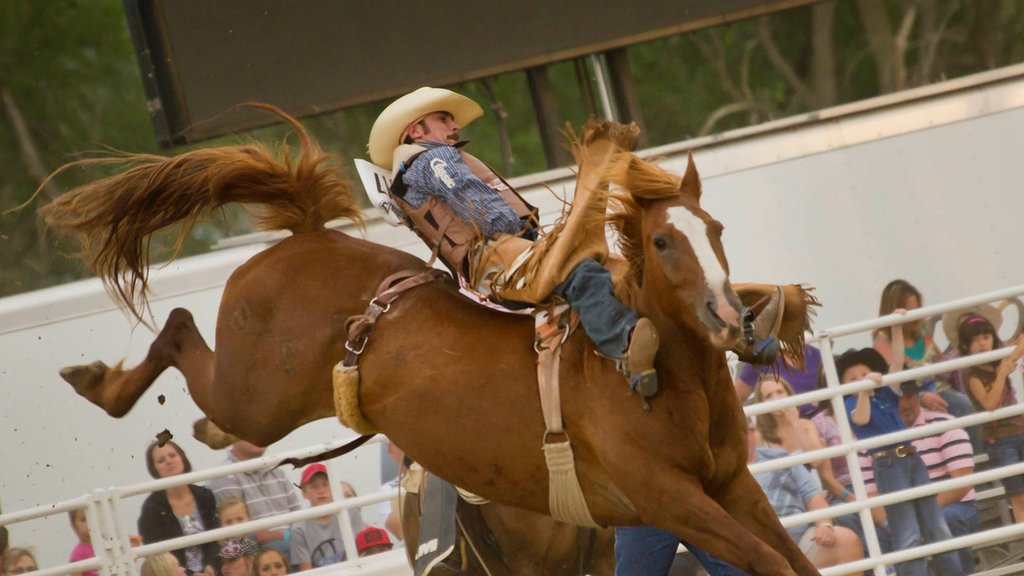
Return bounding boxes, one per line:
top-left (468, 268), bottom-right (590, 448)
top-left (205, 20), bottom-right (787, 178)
top-left (367, 87), bottom-right (782, 396)
top-left (368, 87), bottom-right (660, 395)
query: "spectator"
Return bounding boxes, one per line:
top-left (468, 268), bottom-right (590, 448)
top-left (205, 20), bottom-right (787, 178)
top-left (754, 377), bottom-right (843, 501)
top-left (959, 313), bottom-right (1024, 522)
top-left (140, 553), bottom-right (186, 576)
top-left (378, 441), bottom-right (406, 542)
top-left (216, 497), bottom-right (260, 548)
top-left (808, 377), bottom-right (854, 505)
top-left (941, 304), bottom-right (1016, 453)
top-left (217, 538), bottom-right (258, 576)
top-left (338, 481), bottom-right (366, 534)
top-left (0, 526), bottom-right (8, 569)
top-left (355, 527), bottom-right (393, 557)
top-left (735, 344), bottom-right (823, 417)
top-left (137, 440), bottom-right (219, 576)
top-left (3, 548), bottom-right (38, 575)
top-left (751, 419), bottom-right (863, 569)
top-left (254, 548), bottom-right (288, 576)
top-left (860, 385), bottom-right (979, 572)
top-left (207, 441), bottom-right (302, 559)
top-left (839, 346), bottom-right (964, 575)
top-left (873, 279), bottom-right (974, 420)
top-left (68, 509), bottom-right (98, 576)
top-left (290, 464), bottom-right (344, 569)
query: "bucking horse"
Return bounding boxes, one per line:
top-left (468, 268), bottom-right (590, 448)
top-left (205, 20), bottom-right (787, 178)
top-left (39, 108), bottom-right (819, 575)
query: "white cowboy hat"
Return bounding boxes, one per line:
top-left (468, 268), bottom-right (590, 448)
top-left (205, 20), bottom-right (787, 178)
top-left (367, 87), bottom-right (483, 168)
top-left (942, 302), bottom-right (1004, 349)
top-left (942, 298), bottom-right (1024, 349)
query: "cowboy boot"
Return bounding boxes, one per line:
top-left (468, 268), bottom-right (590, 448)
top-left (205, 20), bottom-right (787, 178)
top-left (623, 317), bottom-right (659, 397)
top-left (733, 286), bottom-right (784, 365)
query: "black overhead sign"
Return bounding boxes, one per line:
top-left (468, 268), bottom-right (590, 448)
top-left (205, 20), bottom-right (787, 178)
top-left (125, 0), bottom-right (821, 146)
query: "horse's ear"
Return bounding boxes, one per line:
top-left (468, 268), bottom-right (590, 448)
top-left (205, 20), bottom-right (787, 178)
top-left (679, 152), bottom-right (702, 200)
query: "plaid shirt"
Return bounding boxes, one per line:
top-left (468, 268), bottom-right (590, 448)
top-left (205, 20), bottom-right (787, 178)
top-left (753, 446), bottom-right (822, 541)
top-left (207, 451), bottom-right (302, 530)
top-left (401, 142), bottom-right (525, 238)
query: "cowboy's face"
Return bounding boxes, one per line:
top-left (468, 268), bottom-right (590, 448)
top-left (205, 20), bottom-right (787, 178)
top-left (406, 111), bottom-right (460, 144)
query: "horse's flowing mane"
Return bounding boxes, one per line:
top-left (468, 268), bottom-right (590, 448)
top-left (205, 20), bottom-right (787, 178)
top-left (39, 104), bottom-right (363, 321)
top-left (604, 153), bottom-right (681, 305)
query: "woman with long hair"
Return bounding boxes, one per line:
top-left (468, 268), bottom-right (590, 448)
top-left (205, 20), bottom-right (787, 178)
top-left (137, 440), bottom-right (220, 576)
top-left (754, 377), bottom-right (843, 500)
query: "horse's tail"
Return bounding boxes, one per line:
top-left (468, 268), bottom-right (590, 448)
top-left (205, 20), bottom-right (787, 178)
top-left (39, 103), bottom-right (363, 320)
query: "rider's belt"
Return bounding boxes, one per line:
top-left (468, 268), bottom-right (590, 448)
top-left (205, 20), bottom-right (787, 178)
top-left (870, 444), bottom-right (917, 459)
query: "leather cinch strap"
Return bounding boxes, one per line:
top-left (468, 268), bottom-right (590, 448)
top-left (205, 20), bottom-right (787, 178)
top-left (534, 306), bottom-right (598, 528)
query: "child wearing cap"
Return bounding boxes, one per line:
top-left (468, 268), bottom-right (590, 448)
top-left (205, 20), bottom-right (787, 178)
top-left (289, 463), bottom-right (345, 569)
top-left (838, 343), bottom-right (964, 576)
top-left (217, 538), bottom-right (258, 576)
top-left (216, 498), bottom-right (259, 553)
top-left (355, 526), bottom-right (393, 557)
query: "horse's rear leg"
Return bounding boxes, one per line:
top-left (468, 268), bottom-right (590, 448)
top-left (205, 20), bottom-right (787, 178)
top-left (60, 308), bottom-right (213, 418)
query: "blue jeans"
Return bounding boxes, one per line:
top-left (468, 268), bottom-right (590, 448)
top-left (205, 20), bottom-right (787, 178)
top-left (872, 454), bottom-right (963, 576)
top-left (614, 526), bottom-right (747, 576)
top-left (942, 502), bottom-right (979, 573)
top-left (987, 434), bottom-right (1024, 495)
top-left (552, 259), bottom-right (639, 358)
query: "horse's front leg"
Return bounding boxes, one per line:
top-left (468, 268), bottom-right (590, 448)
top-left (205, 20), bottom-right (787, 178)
top-left (613, 466), bottom-right (807, 576)
top-left (713, 469), bottom-right (820, 576)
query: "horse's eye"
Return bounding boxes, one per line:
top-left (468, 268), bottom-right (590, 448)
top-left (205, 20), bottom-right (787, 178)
top-left (653, 236), bottom-right (668, 251)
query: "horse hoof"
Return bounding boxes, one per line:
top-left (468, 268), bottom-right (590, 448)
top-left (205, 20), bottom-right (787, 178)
top-left (60, 360), bottom-right (111, 404)
top-left (193, 417), bottom-right (237, 449)
top-left (60, 360), bottom-right (108, 388)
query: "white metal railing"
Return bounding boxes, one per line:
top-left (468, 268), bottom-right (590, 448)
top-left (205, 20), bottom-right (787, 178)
top-left (748, 283), bottom-right (1024, 576)
top-left (0, 435), bottom-right (409, 576)
top-left (4, 284), bottom-right (1024, 576)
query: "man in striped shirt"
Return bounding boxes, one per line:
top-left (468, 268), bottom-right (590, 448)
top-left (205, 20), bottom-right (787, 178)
top-left (208, 440), bottom-right (303, 560)
top-left (860, 391), bottom-right (978, 572)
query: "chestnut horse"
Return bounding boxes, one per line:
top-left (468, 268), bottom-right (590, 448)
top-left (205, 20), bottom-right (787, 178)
top-left (41, 113), bottom-right (818, 576)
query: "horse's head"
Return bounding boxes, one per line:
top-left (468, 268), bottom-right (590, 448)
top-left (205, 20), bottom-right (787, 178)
top-left (609, 153), bottom-right (744, 350)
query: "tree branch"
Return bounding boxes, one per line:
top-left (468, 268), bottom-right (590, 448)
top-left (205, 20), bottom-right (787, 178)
top-left (892, 1), bottom-right (918, 90)
top-left (857, 0), bottom-right (899, 92)
top-left (757, 16), bottom-right (813, 107)
top-left (691, 31), bottom-right (745, 103)
top-left (0, 86), bottom-right (59, 200)
top-left (810, 1), bottom-right (839, 108)
top-left (477, 78), bottom-right (514, 176)
top-left (699, 101), bottom-right (774, 137)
